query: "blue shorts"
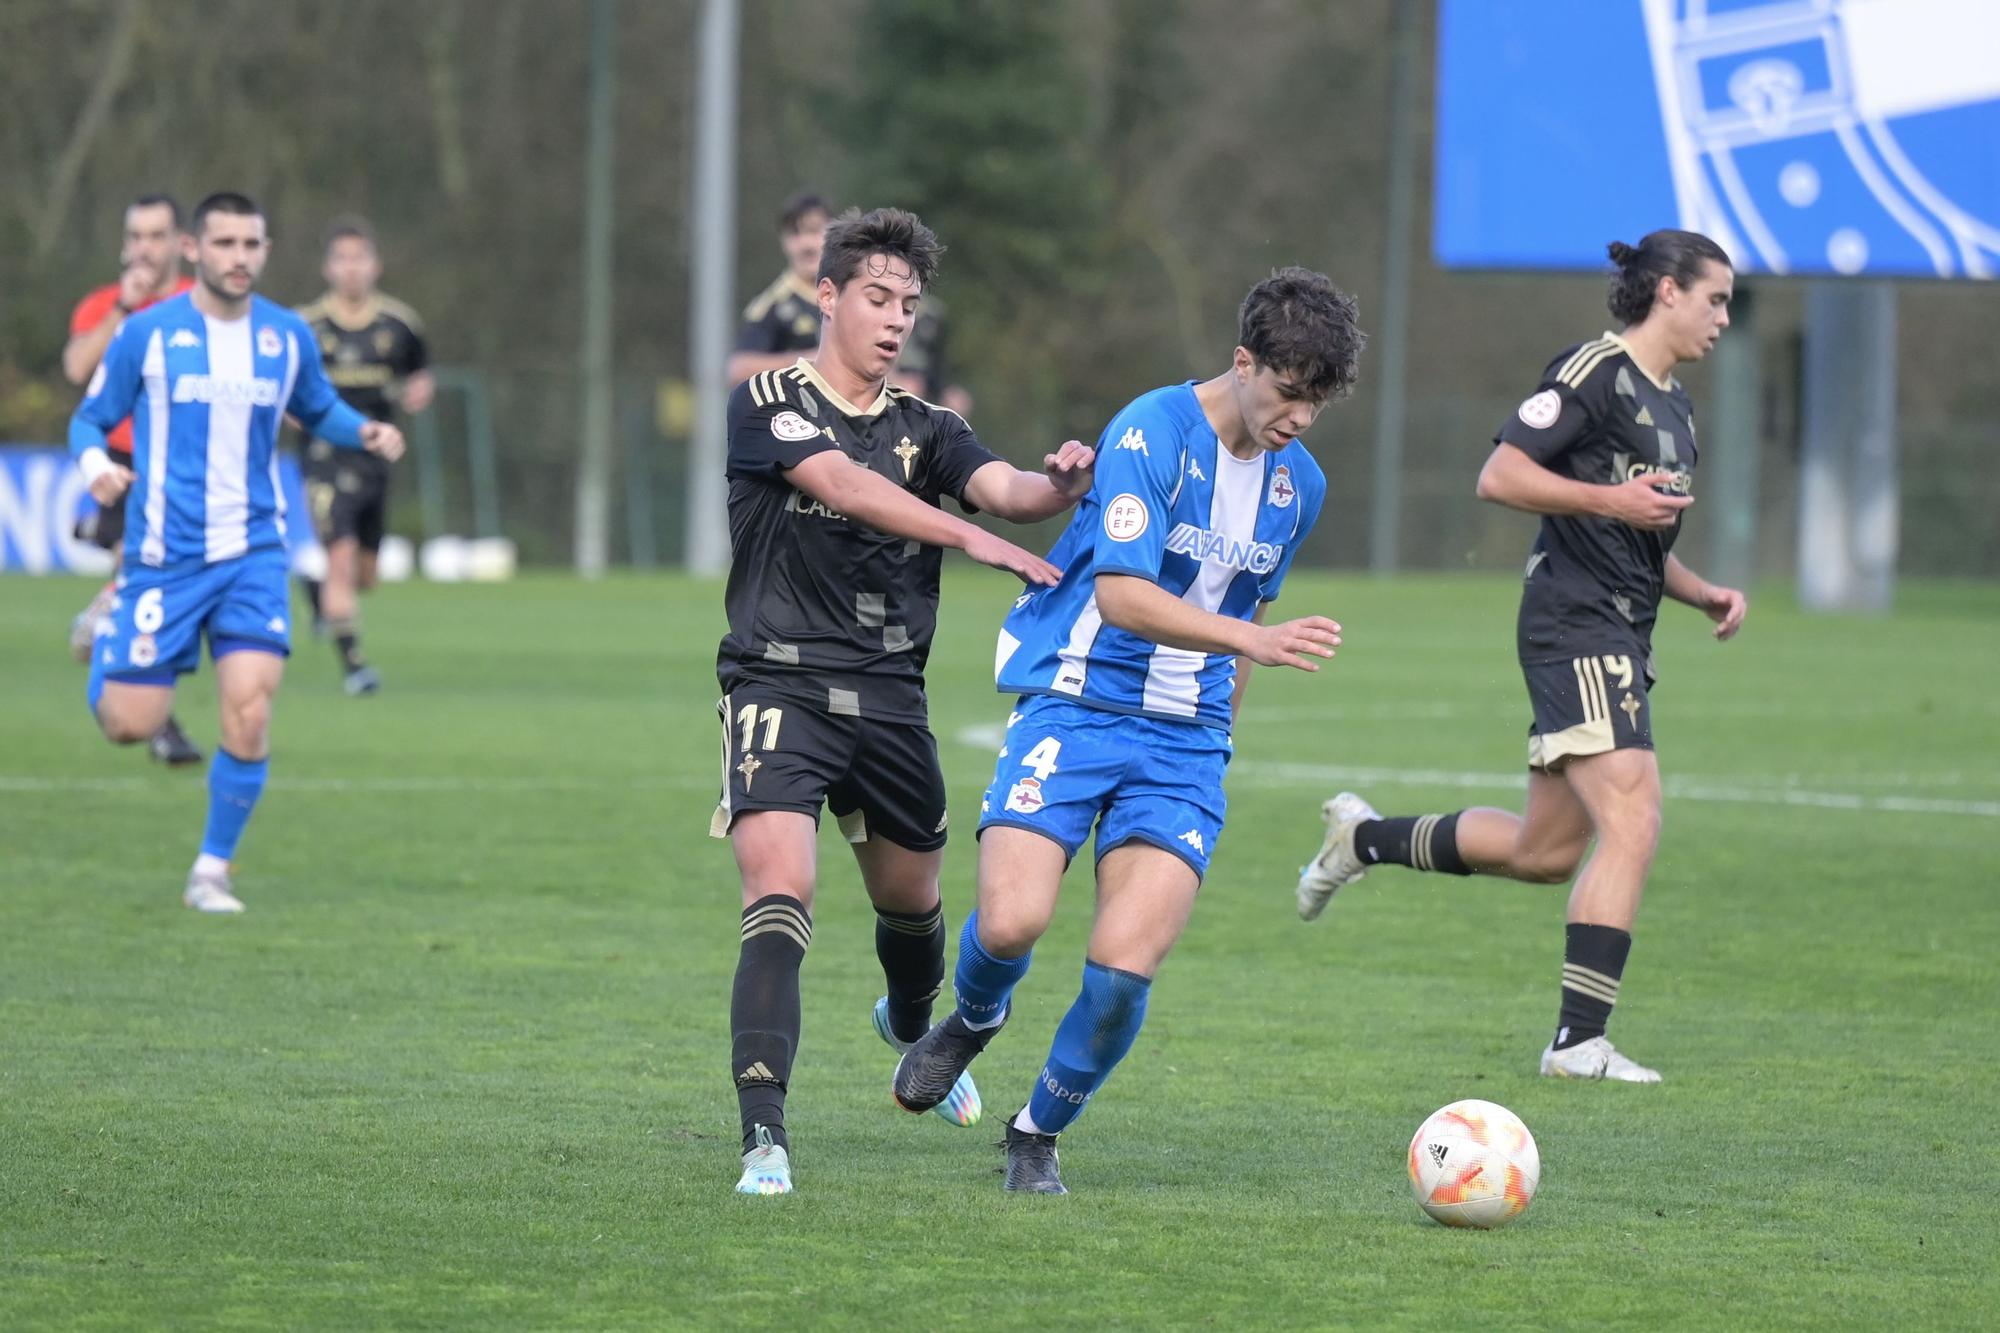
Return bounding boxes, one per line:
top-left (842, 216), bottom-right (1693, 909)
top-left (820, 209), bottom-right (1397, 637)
top-left (97, 547), bottom-right (292, 683)
top-left (976, 694), bottom-right (1231, 878)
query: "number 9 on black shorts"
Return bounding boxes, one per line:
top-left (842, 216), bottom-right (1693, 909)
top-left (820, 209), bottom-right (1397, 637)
top-left (1523, 652), bottom-right (1654, 771)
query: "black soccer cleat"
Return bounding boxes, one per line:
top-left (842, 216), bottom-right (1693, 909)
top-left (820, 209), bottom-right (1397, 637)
top-left (893, 1009), bottom-right (1004, 1115)
top-left (149, 715), bottom-right (203, 767)
top-left (1003, 1119), bottom-right (1067, 1195)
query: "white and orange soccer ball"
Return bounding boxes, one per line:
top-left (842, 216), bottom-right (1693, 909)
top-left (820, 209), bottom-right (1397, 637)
top-left (1407, 1099), bottom-right (1540, 1229)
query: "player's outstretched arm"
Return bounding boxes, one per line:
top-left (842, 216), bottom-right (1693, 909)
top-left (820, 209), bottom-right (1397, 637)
top-left (1664, 554), bottom-right (1747, 640)
top-left (1478, 443), bottom-right (1691, 531)
top-left (958, 442), bottom-right (1095, 523)
top-left (786, 451), bottom-right (1060, 586)
top-left (1096, 574), bottom-right (1340, 671)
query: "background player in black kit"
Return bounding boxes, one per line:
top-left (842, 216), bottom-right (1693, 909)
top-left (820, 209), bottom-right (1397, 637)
top-left (716, 207), bottom-right (1096, 1195)
top-left (1295, 229), bottom-right (1747, 1084)
top-left (296, 217), bottom-right (434, 695)
top-left (725, 192), bottom-right (829, 388)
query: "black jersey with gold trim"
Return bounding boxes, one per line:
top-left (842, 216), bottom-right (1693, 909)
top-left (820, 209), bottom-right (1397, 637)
top-left (297, 293), bottom-right (429, 424)
top-left (734, 271), bottom-right (822, 356)
top-left (717, 359), bottom-right (1003, 725)
top-left (1496, 331), bottom-right (1698, 664)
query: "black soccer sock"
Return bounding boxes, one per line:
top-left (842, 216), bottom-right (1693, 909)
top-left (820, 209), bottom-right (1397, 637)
top-left (732, 894), bottom-right (812, 1153)
top-left (1554, 922), bottom-right (1632, 1049)
top-left (1352, 812), bottom-right (1472, 875)
top-left (300, 577), bottom-right (323, 620)
top-left (874, 902), bottom-right (946, 1044)
top-left (326, 616), bottom-right (365, 672)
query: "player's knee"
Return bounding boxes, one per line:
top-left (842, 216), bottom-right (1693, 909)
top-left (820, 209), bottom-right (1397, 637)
top-left (98, 708), bottom-right (154, 745)
top-left (975, 903), bottom-right (1049, 959)
top-left (1512, 843), bottom-right (1585, 884)
top-left (219, 697), bottom-right (272, 756)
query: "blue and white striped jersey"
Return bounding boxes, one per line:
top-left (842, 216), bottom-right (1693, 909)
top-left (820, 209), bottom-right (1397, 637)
top-left (994, 381), bottom-right (1326, 731)
top-left (69, 292), bottom-right (367, 569)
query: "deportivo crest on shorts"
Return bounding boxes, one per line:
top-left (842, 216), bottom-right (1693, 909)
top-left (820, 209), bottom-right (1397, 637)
top-left (1268, 463), bottom-right (1296, 508)
top-left (1004, 777), bottom-right (1044, 814)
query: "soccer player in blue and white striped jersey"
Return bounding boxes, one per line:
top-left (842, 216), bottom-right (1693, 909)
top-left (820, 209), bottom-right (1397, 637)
top-left (69, 192), bottom-right (405, 914)
top-left (893, 269), bottom-right (1366, 1193)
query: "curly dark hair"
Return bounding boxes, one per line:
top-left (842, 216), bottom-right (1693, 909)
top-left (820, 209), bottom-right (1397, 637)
top-left (817, 207), bottom-right (943, 292)
top-left (1606, 229), bottom-right (1731, 324)
top-left (1237, 267), bottom-right (1366, 402)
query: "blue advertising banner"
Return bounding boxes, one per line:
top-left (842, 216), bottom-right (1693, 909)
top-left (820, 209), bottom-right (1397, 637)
top-left (0, 446), bottom-right (320, 575)
top-left (1435, 0), bottom-right (2000, 277)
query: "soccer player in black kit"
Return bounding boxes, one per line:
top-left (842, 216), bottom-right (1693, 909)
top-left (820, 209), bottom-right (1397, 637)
top-left (295, 217), bottom-right (433, 695)
top-left (1294, 230), bottom-right (1747, 1084)
top-left (715, 207), bottom-right (1096, 1194)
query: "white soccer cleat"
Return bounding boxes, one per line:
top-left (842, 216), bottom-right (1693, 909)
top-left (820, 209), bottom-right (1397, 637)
top-left (182, 870), bottom-right (246, 915)
top-left (1296, 791), bottom-right (1380, 921)
top-left (69, 583), bottom-right (117, 664)
top-left (735, 1126), bottom-right (793, 1195)
top-left (1540, 1035), bottom-right (1661, 1084)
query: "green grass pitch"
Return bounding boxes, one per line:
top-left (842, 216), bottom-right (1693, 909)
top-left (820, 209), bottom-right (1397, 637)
top-left (3, 568), bottom-right (1996, 1329)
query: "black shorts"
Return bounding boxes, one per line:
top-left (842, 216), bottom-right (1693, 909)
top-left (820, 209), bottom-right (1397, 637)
top-left (707, 685), bottom-right (949, 853)
top-left (1522, 651), bottom-right (1654, 771)
top-left (306, 442), bottom-right (391, 551)
top-left (73, 453), bottom-right (131, 552)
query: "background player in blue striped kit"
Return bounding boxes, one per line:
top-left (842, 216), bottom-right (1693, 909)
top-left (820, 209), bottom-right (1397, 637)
top-left (893, 268), bottom-right (1365, 1193)
top-left (70, 192), bottom-right (404, 914)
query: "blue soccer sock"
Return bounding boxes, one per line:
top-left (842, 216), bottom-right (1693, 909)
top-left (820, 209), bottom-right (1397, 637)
top-left (85, 652), bottom-right (108, 718)
top-left (953, 911), bottom-right (1031, 1030)
top-left (1023, 960), bottom-right (1152, 1135)
top-left (200, 749), bottom-right (269, 862)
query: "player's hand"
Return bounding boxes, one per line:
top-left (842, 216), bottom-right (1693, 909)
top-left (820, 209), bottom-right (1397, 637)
top-left (1603, 475), bottom-right (1693, 530)
top-left (89, 463), bottom-right (135, 507)
top-left (360, 421), bottom-right (406, 462)
top-left (1043, 439), bottom-right (1094, 502)
top-left (399, 370), bottom-right (437, 415)
top-left (116, 261), bottom-right (156, 312)
top-left (962, 527), bottom-right (1062, 587)
top-left (1244, 616), bottom-right (1342, 671)
top-left (1700, 583), bottom-right (1747, 640)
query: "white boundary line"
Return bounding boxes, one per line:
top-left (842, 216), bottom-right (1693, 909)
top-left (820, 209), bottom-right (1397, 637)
top-left (951, 726), bottom-right (2000, 819)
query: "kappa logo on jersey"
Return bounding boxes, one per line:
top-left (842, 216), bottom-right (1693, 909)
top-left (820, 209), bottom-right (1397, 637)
top-left (172, 375), bottom-right (282, 407)
top-left (1517, 388), bottom-right (1562, 429)
top-left (168, 329), bottom-right (202, 350)
top-left (770, 410), bottom-right (818, 442)
top-left (1164, 522), bottom-right (1283, 574)
top-left (1103, 493), bottom-right (1149, 542)
top-left (1268, 463), bottom-right (1296, 509)
top-left (1004, 777), bottom-right (1044, 814)
top-left (1186, 454), bottom-right (1205, 482)
top-left (257, 326), bottom-right (283, 358)
top-left (1115, 426), bottom-right (1149, 456)
top-left (1178, 829), bottom-right (1206, 855)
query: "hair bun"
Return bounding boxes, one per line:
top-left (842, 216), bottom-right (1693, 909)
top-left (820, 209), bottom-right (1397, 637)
top-left (1606, 240), bottom-right (1639, 266)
